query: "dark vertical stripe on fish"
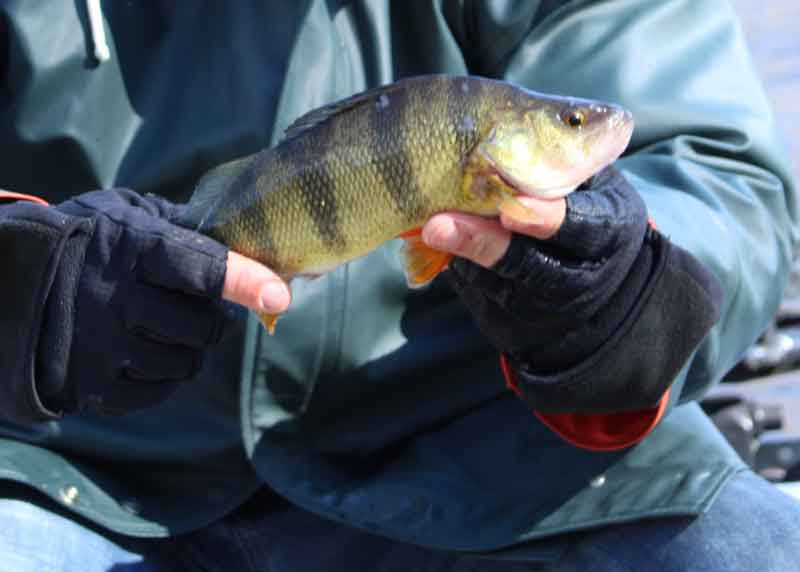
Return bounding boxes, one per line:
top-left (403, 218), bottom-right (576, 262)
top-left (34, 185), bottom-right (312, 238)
top-left (445, 75), bottom-right (463, 137)
top-left (214, 155), bottom-right (279, 265)
top-left (448, 76), bottom-right (480, 155)
top-left (285, 132), bottom-right (346, 252)
top-left (447, 76), bottom-right (464, 122)
top-left (372, 84), bottom-right (429, 223)
top-left (200, 155), bottom-right (262, 232)
top-left (236, 192), bottom-right (276, 266)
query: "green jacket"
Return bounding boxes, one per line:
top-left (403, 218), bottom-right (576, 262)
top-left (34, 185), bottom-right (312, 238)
top-left (0, 0), bottom-right (796, 554)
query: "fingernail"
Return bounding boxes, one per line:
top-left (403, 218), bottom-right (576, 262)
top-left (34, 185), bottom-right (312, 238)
top-left (260, 281), bottom-right (289, 313)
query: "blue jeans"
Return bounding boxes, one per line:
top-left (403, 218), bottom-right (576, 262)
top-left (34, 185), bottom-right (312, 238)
top-left (2, 471), bottom-right (799, 571)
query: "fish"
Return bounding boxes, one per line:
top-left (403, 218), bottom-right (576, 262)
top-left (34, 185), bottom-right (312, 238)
top-left (181, 75), bottom-right (634, 333)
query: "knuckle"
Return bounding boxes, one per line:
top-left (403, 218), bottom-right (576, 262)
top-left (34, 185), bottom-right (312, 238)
top-left (467, 233), bottom-right (491, 265)
top-left (225, 266), bottom-right (249, 306)
top-left (468, 231), bottom-right (507, 268)
top-left (239, 265), bottom-right (264, 308)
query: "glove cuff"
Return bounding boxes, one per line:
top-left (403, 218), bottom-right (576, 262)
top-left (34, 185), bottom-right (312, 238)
top-left (0, 202), bottom-right (93, 422)
top-left (507, 230), bottom-right (722, 414)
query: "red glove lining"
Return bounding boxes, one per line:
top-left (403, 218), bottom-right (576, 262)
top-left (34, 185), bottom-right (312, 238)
top-left (500, 354), bottom-right (670, 452)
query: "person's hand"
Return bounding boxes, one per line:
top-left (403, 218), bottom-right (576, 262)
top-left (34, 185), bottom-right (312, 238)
top-left (223, 250), bottom-right (290, 314)
top-left (421, 189), bottom-right (567, 269)
top-left (422, 166), bottom-right (722, 413)
top-left (35, 189), bottom-right (289, 417)
top-left (421, 166), bottom-right (647, 371)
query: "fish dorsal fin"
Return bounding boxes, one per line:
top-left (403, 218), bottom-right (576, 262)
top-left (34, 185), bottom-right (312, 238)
top-left (282, 80), bottom-right (412, 141)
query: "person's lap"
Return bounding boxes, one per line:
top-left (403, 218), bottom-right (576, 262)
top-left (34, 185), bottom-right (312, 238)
top-left (2, 470), bottom-right (798, 571)
top-left (538, 470), bottom-right (800, 572)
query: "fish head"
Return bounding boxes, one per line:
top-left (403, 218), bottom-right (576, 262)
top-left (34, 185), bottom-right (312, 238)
top-left (477, 95), bottom-right (634, 200)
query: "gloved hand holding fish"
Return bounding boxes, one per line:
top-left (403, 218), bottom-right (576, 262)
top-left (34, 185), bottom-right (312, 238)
top-left (181, 74), bottom-right (635, 333)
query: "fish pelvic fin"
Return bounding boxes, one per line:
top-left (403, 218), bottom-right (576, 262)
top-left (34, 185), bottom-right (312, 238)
top-left (399, 228), bottom-right (453, 289)
top-left (256, 310), bottom-right (281, 336)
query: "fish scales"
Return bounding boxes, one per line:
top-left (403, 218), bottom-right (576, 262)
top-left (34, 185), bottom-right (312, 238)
top-left (369, 81), bottom-right (429, 224)
top-left (284, 126), bottom-right (347, 254)
top-left (322, 77), bottom-right (472, 261)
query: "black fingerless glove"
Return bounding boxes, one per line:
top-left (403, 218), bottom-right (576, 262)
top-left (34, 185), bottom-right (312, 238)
top-left (449, 166), bottom-right (723, 413)
top-left (0, 189), bottom-right (237, 421)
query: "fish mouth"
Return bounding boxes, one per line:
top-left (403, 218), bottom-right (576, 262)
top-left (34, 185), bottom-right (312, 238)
top-left (603, 111), bottom-right (634, 164)
top-left (482, 109), bottom-right (634, 201)
top-left (490, 162), bottom-right (579, 201)
top-left (523, 111), bottom-right (633, 198)
top-left (475, 148), bottom-right (570, 201)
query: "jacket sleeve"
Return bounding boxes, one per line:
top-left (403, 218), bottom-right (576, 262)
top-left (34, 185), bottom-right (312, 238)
top-left (0, 197), bottom-right (93, 424)
top-left (447, 0), bottom-right (798, 446)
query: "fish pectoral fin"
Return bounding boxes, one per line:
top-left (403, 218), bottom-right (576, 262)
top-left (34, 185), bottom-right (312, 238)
top-left (399, 228), bottom-right (453, 289)
top-left (256, 310), bottom-right (281, 335)
top-left (498, 196), bottom-right (540, 225)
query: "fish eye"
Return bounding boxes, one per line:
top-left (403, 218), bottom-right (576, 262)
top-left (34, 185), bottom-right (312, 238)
top-left (561, 108), bottom-right (586, 128)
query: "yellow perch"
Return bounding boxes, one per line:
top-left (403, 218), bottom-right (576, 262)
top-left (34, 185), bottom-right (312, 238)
top-left (182, 75), bottom-right (634, 332)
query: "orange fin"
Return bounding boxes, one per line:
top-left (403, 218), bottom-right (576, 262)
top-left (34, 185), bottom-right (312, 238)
top-left (399, 228), bottom-right (453, 288)
top-left (256, 310), bottom-right (280, 335)
top-left (499, 196), bottom-right (540, 224)
top-left (398, 228), bottom-right (422, 239)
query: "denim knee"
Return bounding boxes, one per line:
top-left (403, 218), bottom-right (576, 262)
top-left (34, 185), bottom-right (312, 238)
top-left (0, 498), bottom-right (155, 572)
top-left (548, 470), bottom-right (800, 572)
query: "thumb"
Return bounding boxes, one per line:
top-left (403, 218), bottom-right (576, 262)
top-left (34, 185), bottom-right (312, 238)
top-left (422, 213), bottom-right (511, 269)
top-left (223, 251), bottom-right (291, 314)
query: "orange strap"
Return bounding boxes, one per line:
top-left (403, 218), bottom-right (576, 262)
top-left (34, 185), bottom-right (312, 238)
top-left (0, 190), bottom-right (49, 206)
top-left (500, 354), bottom-right (670, 452)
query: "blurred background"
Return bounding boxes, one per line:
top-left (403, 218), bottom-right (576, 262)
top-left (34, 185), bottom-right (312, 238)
top-left (732, 0), bottom-right (799, 183)
top-left (705, 1), bottom-right (800, 493)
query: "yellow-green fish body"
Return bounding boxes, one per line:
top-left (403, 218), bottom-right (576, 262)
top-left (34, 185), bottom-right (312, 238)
top-left (183, 75), bottom-right (633, 331)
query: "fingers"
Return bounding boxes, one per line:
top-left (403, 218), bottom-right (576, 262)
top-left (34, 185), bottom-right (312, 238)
top-left (121, 337), bottom-right (199, 382)
top-left (223, 251), bottom-right (291, 314)
top-left (125, 284), bottom-right (227, 347)
top-left (499, 196), bottom-right (566, 240)
top-left (550, 169), bottom-right (648, 260)
top-left (420, 197), bottom-right (566, 269)
top-left (422, 213), bottom-right (511, 268)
